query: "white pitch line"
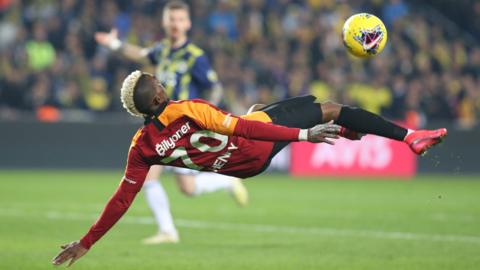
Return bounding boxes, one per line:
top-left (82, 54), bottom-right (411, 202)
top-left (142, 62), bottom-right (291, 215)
top-left (1, 208), bottom-right (480, 245)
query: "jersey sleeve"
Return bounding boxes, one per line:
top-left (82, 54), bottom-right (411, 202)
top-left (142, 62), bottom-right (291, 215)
top-left (191, 54), bottom-right (219, 90)
top-left (147, 43), bottom-right (163, 65)
top-left (158, 100), bottom-right (302, 142)
top-left (79, 147), bottom-right (149, 249)
top-left (122, 147), bottom-right (150, 193)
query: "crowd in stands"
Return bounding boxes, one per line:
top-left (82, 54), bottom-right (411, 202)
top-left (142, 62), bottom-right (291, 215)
top-left (0, 0), bottom-right (478, 127)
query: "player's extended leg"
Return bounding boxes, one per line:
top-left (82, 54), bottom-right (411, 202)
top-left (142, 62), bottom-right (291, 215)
top-left (320, 101), bottom-right (447, 155)
top-left (142, 165), bottom-right (179, 244)
top-left (175, 171), bottom-right (248, 207)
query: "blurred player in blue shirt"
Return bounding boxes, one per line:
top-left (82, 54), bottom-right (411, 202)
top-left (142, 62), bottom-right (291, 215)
top-left (95, 0), bottom-right (247, 245)
top-left (147, 39), bottom-right (221, 101)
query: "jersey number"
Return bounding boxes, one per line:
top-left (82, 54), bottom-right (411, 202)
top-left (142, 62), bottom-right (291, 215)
top-left (161, 131), bottom-right (228, 170)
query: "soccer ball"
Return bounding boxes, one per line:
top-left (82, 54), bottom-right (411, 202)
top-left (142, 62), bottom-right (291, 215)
top-left (342, 13), bottom-right (387, 58)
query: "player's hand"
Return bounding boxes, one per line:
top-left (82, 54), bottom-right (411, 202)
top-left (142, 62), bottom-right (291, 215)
top-left (52, 241), bottom-right (88, 267)
top-left (307, 121), bottom-right (341, 144)
top-left (94, 28), bottom-right (121, 50)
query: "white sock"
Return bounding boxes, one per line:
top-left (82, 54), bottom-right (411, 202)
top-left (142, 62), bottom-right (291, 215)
top-left (143, 180), bottom-right (177, 235)
top-left (404, 129), bottom-right (415, 140)
top-left (193, 172), bottom-right (234, 196)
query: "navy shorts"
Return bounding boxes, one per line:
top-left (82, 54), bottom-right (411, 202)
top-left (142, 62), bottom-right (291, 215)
top-left (260, 95), bottom-right (323, 168)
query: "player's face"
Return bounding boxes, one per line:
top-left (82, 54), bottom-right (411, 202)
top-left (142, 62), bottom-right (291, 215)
top-left (163, 9), bottom-right (191, 40)
top-left (149, 78), bottom-right (169, 114)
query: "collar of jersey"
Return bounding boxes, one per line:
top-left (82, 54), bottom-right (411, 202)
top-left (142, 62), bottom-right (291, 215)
top-left (144, 99), bottom-right (170, 125)
top-left (169, 39), bottom-right (191, 52)
top-left (153, 98), bottom-right (170, 116)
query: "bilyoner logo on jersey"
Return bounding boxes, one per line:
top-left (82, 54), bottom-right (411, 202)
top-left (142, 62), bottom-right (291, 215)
top-left (156, 122), bottom-right (191, 156)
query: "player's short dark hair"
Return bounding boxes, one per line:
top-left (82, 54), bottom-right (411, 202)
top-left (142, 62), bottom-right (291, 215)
top-left (164, 0), bottom-right (190, 14)
top-left (133, 75), bottom-right (156, 115)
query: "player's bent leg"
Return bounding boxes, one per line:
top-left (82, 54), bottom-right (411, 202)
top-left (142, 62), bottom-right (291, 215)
top-left (192, 173), bottom-right (248, 206)
top-left (261, 95), bottom-right (445, 157)
top-left (175, 170), bottom-right (248, 206)
top-left (175, 173), bottom-right (196, 196)
top-left (229, 178), bottom-right (248, 207)
top-left (195, 172), bottom-right (248, 207)
top-left (318, 101), bottom-right (342, 122)
top-left (142, 165), bottom-right (179, 245)
top-left (323, 103), bottom-right (447, 155)
top-left (329, 104), bottom-right (407, 140)
top-left (145, 164), bottom-right (163, 180)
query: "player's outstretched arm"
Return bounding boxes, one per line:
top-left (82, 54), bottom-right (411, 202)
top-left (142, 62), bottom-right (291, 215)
top-left (233, 117), bottom-right (341, 143)
top-left (51, 185), bottom-right (139, 267)
top-left (52, 148), bottom-right (148, 266)
top-left (175, 100), bottom-right (341, 144)
top-left (94, 28), bottom-right (149, 64)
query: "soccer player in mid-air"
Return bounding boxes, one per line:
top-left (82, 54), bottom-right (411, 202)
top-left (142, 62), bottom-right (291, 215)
top-left (94, 0), bottom-right (247, 244)
top-left (53, 71), bottom-right (447, 267)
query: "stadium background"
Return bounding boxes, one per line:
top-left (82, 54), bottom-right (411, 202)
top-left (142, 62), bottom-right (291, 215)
top-left (0, 1), bottom-right (479, 269)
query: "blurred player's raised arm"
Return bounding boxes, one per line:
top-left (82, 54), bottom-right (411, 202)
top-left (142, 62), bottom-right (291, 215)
top-left (94, 28), bottom-right (150, 64)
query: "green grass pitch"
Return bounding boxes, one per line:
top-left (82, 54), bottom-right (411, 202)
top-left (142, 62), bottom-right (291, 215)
top-left (0, 170), bottom-right (479, 270)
